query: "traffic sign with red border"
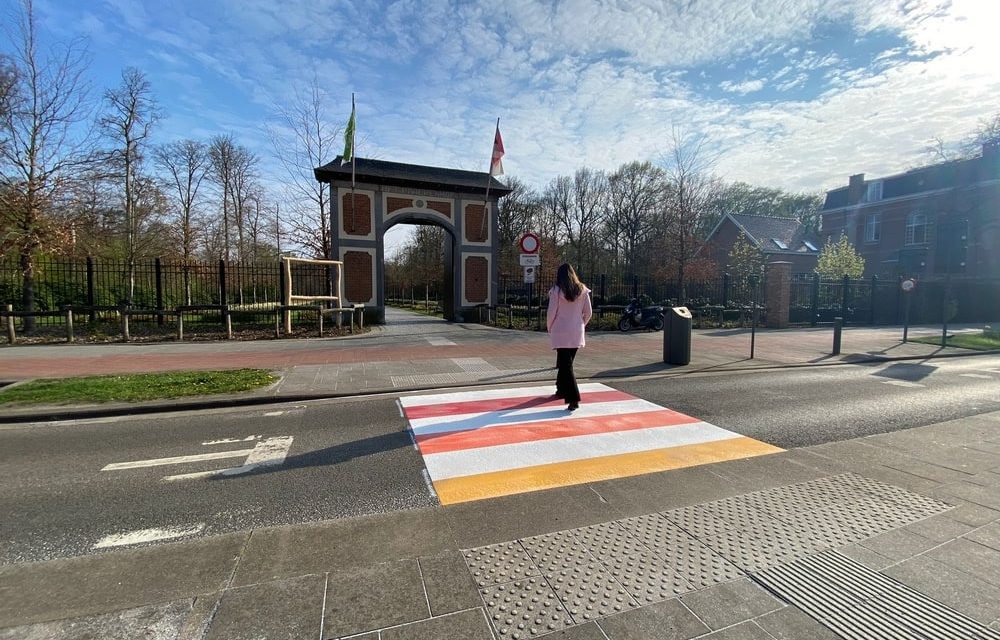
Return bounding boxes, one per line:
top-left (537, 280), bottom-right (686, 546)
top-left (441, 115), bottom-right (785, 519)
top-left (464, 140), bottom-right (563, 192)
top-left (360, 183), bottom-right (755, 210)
top-left (519, 232), bottom-right (540, 254)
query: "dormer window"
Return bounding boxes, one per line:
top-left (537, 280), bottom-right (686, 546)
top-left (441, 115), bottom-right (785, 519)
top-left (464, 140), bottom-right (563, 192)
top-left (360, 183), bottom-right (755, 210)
top-left (803, 240), bottom-right (817, 251)
top-left (863, 180), bottom-right (883, 202)
top-left (772, 238), bottom-right (788, 250)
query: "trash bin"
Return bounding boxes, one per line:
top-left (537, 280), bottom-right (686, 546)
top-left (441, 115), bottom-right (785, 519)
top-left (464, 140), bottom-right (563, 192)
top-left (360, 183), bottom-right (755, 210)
top-left (663, 306), bottom-right (692, 365)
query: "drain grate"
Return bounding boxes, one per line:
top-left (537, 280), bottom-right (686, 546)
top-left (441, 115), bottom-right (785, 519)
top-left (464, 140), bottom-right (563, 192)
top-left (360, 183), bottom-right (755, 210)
top-left (752, 549), bottom-right (1000, 640)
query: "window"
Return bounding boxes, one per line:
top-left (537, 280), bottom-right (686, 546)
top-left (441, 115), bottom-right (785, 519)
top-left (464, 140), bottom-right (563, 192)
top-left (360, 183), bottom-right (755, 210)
top-left (803, 240), bottom-right (817, 251)
top-left (905, 212), bottom-right (929, 245)
top-left (865, 213), bottom-right (881, 242)
top-left (863, 180), bottom-right (883, 202)
top-left (771, 238), bottom-right (788, 250)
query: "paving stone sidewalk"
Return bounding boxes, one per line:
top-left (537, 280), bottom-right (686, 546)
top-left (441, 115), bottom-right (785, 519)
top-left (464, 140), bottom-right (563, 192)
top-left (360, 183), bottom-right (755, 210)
top-left (2, 410), bottom-right (999, 639)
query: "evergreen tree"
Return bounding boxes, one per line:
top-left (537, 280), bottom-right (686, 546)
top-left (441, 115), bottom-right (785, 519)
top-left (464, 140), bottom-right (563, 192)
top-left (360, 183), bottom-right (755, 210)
top-left (815, 234), bottom-right (865, 278)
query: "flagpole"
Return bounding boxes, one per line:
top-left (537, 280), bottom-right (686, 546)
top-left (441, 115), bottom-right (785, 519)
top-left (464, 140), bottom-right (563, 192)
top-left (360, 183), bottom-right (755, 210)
top-left (350, 93), bottom-right (356, 232)
top-left (481, 117), bottom-right (500, 241)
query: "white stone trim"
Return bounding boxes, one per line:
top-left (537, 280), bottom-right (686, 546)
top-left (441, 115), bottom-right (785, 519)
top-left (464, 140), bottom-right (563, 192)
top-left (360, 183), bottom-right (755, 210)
top-left (383, 192), bottom-right (453, 224)
top-left (337, 188), bottom-right (377, 241)
top-left (461, 252), bottom-right (492, 307)
top-left (339, 246), bottom-right (377, 305)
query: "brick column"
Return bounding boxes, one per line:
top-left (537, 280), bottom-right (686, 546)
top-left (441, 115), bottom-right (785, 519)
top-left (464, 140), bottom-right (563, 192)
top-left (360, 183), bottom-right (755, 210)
top-left (765, 261), bottom-right (792, 329)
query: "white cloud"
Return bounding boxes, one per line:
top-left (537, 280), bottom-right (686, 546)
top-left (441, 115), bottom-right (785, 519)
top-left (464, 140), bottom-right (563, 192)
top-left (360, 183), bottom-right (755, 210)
top-left (719, 79), bottom-right (766, 95)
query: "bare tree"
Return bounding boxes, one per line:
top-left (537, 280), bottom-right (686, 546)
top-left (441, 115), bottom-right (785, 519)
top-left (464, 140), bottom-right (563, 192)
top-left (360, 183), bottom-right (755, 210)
top-left (153, 139), bottom-right (208, 303)
top-left (606, 161), bottom-right (664, 274)
top-left (658, 128), bottom-right (720, 298)
top-left (0, 0), bottom-right (94, 328)
top-left (266, 77), bottom-right (338, 259)
top-left (541, 175), bottom-right (572, 247)
top-left (496, 175), bottom-right (540, 274)
top-left (570, 167), bottom-right (607, 276)
top-left (100, 66), bottom-right (161, 303)
top-left (208, 135), bottom-right (258, 264)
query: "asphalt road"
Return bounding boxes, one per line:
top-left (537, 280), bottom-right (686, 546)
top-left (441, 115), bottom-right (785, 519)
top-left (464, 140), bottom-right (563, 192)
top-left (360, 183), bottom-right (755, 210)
top-left (2, 354), bottom-right (998, 565)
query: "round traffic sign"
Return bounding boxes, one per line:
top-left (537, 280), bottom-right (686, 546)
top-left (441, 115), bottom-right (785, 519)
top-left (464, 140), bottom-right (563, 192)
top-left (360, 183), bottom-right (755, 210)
top-left (901, 279), bottom-right (916, 292)
top-left (519, 232), bottom-right (540, 254)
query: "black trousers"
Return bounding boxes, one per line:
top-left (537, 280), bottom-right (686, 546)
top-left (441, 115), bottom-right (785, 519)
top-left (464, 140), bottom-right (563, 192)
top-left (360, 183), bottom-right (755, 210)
top-left (555, 348), bottom-right (580, 403)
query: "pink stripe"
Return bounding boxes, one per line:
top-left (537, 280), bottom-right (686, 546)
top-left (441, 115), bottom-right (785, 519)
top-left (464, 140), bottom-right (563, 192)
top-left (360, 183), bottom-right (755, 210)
top-left (415, 409), bottom-right (701, 454)
top-left (403, 389), bottom-right (633, 420)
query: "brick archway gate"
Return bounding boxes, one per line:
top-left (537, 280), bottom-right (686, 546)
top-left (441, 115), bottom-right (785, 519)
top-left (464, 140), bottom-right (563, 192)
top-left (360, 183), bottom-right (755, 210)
top-left (314, 157), bottom-right (512, 323)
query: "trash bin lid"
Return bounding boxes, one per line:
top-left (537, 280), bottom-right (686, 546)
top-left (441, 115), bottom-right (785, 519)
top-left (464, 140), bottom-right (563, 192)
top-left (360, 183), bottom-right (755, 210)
top-left (671, 306), bottom-right (692, 319)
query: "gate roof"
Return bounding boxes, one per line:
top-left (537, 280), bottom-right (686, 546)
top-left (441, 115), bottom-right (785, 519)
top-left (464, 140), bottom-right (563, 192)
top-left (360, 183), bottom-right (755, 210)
top-left (315, 157), bottom-right (512, 197)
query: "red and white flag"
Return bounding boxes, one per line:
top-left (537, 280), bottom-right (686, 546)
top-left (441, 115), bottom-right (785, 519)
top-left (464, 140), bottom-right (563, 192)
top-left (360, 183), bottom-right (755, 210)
top-left (490, 125), bottom-right (505, 176)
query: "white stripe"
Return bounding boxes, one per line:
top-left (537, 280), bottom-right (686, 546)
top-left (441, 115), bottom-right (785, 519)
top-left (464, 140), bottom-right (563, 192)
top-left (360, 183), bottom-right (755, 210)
top-left (94, 524), bottom-right (204, 549)
top-left (880, 380), bottom-right (924, 388)
top-left (423, 421), bottom-right (741, 480)
top-left (162, 436), bottom-right (294, 481)
top-left (263, 411), bottom-right (285, 416)
top-left (400, 383), bottom-right (611, 407)
top-left (959, 373), bottom-right (993, 379)
top-left (409, 398), bottom-right (665, 436)
top-left (427, 337), bottom-right (456, 346)
top-left (102, 449), bottom-right (254, 471)
top-left (202, 436), bottom-right (260, 445)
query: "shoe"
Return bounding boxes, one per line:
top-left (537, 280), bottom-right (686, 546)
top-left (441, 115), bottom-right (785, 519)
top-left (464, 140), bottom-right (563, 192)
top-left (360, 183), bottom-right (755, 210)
top-left (567, 402), bottom-right (579, 411)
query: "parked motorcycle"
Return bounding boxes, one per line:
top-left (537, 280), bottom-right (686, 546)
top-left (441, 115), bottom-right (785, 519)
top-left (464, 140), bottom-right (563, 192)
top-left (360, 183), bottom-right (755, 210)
top-left (618, 298), bottom-right (664, 331)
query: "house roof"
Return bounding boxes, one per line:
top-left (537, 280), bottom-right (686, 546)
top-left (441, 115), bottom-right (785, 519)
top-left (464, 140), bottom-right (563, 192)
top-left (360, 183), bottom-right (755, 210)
top-left (314, 157), bottom-right (512, 197)
top-left (823, 145), bottom-right (1000, 210)
top-left (721, 213), bottom-right (820, 254)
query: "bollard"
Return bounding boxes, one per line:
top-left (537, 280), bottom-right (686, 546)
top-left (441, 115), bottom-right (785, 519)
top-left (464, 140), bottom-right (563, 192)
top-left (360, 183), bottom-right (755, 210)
top-left (318, 310), bottom-right (324, 337)
top-left (5, 304), bottom-right (15, 344)
top-left (832, 317), bottom-right (843, 355)
top-left (224, 306), bottom-right (233, 339)
top-left (121, 306), bottom-right (130, 342)
top-left (65, 308), bottom-right (74, 342)
top-left (177, 313), bottom-right (184, 341)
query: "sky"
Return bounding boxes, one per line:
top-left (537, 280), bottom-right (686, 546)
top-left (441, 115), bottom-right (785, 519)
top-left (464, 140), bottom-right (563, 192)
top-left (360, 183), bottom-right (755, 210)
top-left (5, 0), bottom-right (1000, 255)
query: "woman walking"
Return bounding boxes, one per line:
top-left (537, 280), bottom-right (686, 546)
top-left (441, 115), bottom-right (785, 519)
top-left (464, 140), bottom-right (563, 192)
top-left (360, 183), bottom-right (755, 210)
top-left (546, 263), bottom-right (593, 411)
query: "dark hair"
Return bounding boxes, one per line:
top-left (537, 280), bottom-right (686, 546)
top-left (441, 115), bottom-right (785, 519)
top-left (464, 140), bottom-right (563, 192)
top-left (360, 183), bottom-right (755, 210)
top-left (555, 263), bottom-right (584, 301)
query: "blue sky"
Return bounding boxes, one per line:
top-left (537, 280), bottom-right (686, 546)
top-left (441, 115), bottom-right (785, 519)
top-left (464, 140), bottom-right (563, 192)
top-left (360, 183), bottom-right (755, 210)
top-left (6, 0), bottom-right (999, 234)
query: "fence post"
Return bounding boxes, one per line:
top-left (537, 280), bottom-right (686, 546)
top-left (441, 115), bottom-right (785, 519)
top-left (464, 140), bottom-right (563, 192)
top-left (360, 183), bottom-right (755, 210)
top-left (869, 275), bottom-right (878, 325)
top-left (810, 274), bottom-right (819, 327)
top-left (5, 304), bottom-right (15, 344)
top-left (120, 305), bottom-right (130, 342)
top-left (840, 274), bottom-right (850, 322)
top-left (722, 272), bottom-right (731, 308)
top-left (86, 256), bottom-right (96, 323)
top-left (218, 260), bottom-right (228, 306)
top-left (65, 307), bottom-right (74, 342)
top-left (632, 275), bottom-right (639, 300)
top-left (155, 257), bottom-right (164, 326)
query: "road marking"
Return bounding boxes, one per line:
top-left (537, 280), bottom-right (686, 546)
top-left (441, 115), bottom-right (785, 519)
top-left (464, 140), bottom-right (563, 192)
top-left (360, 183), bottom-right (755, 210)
top-left (102, 449), bottom-right (254, 471)
top-left (102, 436), bottom-right (294, 481)
top-left (163, 436), bottom-right (294, 481)
top-left (401, 383), bottom-right (782, 505)
top-left (880, 380), bottom-right (925, 388)
top-left (263, 411), bottom-right (285, 416)
top-left (427, 337), bottom-right (456, 346)
top-left (960, 374), bottom-right (994, 379)
top-left (202, 436), bottom-right (261, 446)
top-left (94, 523), bottom-right (205, 549)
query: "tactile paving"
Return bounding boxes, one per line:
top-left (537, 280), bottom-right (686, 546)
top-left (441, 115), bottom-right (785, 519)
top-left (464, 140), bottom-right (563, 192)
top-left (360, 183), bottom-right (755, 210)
top-left (703, 520), bottom-right (829, 572)
top-left (605, 550), bottom-right (695, 604)
top-left (653, 535), bottom-right (745, 589)
top-left (545, 562), bottom-right (639, 622)
top-left (570, 521), bottom-right (647, 562)
top-left (481, 577), bottom-right (575, 639)
top-left (840, 473), bottom-right (953, 516)
top-left (615, 513), bottom-right (696, 550)
top-left (464, 542), bottom-right (539, 587)
top-left (520, 531), bottom-right (595, 574)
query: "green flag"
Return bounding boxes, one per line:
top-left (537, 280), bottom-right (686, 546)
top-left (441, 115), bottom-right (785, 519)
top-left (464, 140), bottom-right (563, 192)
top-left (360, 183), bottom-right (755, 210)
top-left (341, 99), bottom-right (355, 165)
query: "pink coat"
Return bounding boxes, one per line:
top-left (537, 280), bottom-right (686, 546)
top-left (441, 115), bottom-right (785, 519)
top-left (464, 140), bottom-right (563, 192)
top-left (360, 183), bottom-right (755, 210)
top-left (546, 285), bottom-right (593, 349)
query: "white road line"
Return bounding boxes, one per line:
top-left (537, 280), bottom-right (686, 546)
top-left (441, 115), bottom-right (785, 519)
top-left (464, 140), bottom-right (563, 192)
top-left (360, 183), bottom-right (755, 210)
top-left (960, 374), bottom-right (994, 379)
top-left (880, 380), bottom-right (925, 388)
top-left (94, 523), bottom-right (204, 549)
top-left (400, 383), bottom-right (609, 407)
top-left (102, 449), bottom-right (253, 471)
top-left (421, 469), bottom-right (438, 499)
top-left (427, 337), bottom-right (456, 346)
top-left (263, 411), bottom-right (285, 416)
top-left (397, 399), bottom-right (404, 418)
top-left (202, 436), bottom-right (261, 446)
top-left (162, 436), bottom-right (294, 481)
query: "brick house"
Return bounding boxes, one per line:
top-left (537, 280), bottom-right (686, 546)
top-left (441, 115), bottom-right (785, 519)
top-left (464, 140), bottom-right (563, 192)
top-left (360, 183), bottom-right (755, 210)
top-left (702, 213), bottom-right (821, 274)
top-left (820, 143), bottom-right (1000, 279)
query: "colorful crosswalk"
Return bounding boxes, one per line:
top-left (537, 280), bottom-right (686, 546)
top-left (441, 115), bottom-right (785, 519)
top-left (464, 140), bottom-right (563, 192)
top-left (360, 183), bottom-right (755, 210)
top-left (400, 383), bottom-right (784, 505)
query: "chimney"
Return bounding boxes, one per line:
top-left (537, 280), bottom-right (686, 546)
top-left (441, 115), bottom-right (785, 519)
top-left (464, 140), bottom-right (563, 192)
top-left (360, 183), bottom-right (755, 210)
top-left (848, 173), bottom-right (865, 205)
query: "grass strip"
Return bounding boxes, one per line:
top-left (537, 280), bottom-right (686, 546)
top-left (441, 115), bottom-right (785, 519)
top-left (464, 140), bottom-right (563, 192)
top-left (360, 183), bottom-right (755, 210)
top-left (0, 369), bottom-right (276, 405)
top-left (910, 333), bottom-right (1000, 351)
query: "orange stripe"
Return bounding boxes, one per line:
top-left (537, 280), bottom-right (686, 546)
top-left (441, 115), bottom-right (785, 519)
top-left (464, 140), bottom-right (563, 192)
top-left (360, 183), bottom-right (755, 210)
top-left (433, 437), bottom-right (784, 505)
top-left (416, 409), bottom-right (700, 454)
top-left (403, 389), bottom-right (632, 419)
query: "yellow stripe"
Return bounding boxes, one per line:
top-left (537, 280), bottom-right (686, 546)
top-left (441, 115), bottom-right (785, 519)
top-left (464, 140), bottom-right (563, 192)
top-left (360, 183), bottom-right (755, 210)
top-left (433, 436), bottom-right (784, 505)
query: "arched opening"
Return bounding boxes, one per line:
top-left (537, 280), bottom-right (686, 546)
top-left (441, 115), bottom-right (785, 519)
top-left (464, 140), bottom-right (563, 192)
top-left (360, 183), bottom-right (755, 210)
top-left (383, 215), bottom-right (456, 320)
